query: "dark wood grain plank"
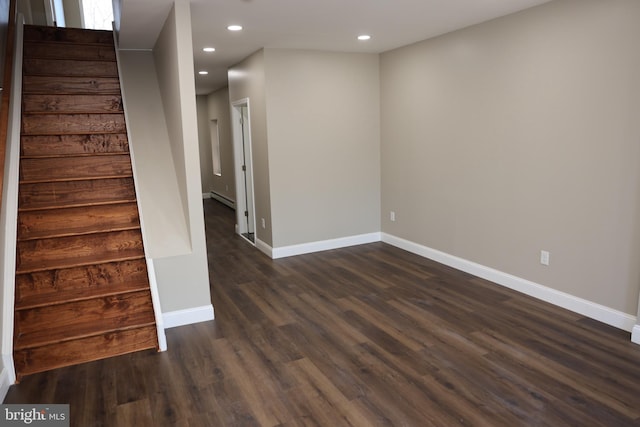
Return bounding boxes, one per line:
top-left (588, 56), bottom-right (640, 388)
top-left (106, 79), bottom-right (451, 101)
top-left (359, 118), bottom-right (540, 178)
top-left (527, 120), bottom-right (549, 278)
top-left (18, 178), bottom-right (136, 211)
top-left (16, 229), bottom-right (145, 273)
top-left (19, 154), bottom-right (132, 183)
top-left (22, 75), bottom-right (121, 95)
top-left (22, 94), bottom-right (122, 114)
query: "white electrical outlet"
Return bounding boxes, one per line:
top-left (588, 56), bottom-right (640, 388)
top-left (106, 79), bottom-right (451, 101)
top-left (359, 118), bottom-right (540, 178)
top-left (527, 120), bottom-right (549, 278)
top-left (261, 218), bottom-right (266, 229)
top-left (540, 250), bottom-right (550, 266)
top-left (390, 211), bottom-right (396, 222)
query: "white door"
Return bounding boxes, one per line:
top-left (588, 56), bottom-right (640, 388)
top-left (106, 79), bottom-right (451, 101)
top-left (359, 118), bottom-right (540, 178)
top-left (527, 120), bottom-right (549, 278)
top-left (231, 99), bottom-right (256, 244)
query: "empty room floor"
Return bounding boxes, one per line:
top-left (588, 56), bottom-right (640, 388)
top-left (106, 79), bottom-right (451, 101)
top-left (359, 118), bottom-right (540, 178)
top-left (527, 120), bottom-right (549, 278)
top-left (4, 198), bottom-right (640, 426)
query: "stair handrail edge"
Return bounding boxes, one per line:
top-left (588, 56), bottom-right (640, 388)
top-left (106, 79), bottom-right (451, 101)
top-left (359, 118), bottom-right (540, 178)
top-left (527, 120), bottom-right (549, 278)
top-left (112, 24), bottom-right (167, 352)
top-left (0, 14), bottom-right (24, 389)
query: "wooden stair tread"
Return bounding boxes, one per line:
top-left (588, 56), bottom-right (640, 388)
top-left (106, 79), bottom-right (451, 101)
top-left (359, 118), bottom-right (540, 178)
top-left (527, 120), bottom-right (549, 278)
top-left (18, 202), bottom-right (141, 240)
top-left (23, 98), bottom-right (122, 114)
top-left (14, 326), bottom-right (157, 378)
top-left (22, 92), bottom-right (123, 114)
top-left (19, 198), bottom-right (138, 212)
top-left (16, 282), bottom-right (151, 311)
top-left (17, 228), bottom-right (146, 273)
top-left (16, 321), bottom-right (156, 350)
top-left (16, 259), bottom-right (150, 307)
top-left (20, 175), bottom-right (133, 185)
top-left (22, 76), bottom-right (121, 95)
top-left (15, 291), bottom-right (155, 350)
top-left (21, 134), bottom-right (129, 156)
top-left (18, 178), bottom-right (137, 211)
top-left (23, 58), bottom-right (118, 78)
top-left (18, 224), bottom-right (140, 241)
top-left (20, 154), bottom-right (133, 183)
top-left (22, 113), bottom-right (126, 135)
top-left (15, 308), bottom-right (155, 352)
top-left (23, 41), bottom-right (117, 61)
top-left (16, 251), bottom-right (145, 274)
top-left (21, 152), bottom-right (130, 159)
top-left (23, 25), bottom-right (114, 45)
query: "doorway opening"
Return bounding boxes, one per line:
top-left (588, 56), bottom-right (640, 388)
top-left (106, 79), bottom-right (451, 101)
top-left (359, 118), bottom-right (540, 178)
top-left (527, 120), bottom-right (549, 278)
top-left (231, 99), bottom-right (256, 244)
top-left (210, 119), bottom-right (222, 177)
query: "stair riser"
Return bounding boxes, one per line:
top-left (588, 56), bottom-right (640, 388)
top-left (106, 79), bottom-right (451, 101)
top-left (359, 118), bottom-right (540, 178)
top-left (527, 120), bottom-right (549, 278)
top-left (23, 59), bottom-right (118, 78)
top-left (16, 291), bottom-right (155, 337)
top-left (19, 178), bottom-right (136, 210)
top-left (22, 76), bottom-right (121, 95)
top-left (20, 155), bottom-right (132, 183)
top-left (21, 134), bottom-right (129, 157)
top-left (16, 229), bottom-right (145, 272)
top-left (16, 259), bottom-right (149, 306)
top-left (18, 202), bottom-right (140, 240)
top-left (24, 42), bottom-right (116, 61)
top-left (22, 113), bottom-right (126, 135)
top-left (14, 326), bottom-right (157, 378)
top-left (23, 94), bottom-right (122, 114)
top-left (23, 26), bottom-right (114, 45)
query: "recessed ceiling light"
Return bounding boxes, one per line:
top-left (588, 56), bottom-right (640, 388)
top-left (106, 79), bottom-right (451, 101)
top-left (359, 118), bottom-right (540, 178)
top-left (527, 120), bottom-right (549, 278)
top-left (227, 25), bottom-right (243, 31)
top-left (198, 71), bottom-right (209, 75)
top-left (203, 47), bottom-right (216, 52)
top-left (358, 35), bottom-right (371, 41)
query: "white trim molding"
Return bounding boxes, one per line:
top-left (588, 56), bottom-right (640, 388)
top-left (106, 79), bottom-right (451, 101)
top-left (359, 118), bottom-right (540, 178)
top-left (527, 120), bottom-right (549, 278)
top-left (114, 35), bottom-right (168, 353)
top-left (205, 191), bottom-right (235, 209)
top-left (145, 259), bottom-right (167, 351)
top-left (272, 232), bottom-right (382, 259)
top-left (0, 16), bottom-right (25, 388)
top-left (632, 325), bottom-right (640, 345)
top-left (0, 362), bottom-right (10, 402)
top-left (382, 233), bottom-right (637, 333)
top-left (0, 353), bottom-right (14, 401)
top-left (255, 238), bottom-right (273, 258)
top-left (163, 305), bottom-right (215, 329)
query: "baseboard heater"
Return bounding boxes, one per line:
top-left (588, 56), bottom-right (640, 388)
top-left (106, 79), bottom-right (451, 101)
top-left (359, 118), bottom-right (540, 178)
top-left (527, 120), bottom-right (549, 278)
top-left (210, 191), bottom-right (235, 209)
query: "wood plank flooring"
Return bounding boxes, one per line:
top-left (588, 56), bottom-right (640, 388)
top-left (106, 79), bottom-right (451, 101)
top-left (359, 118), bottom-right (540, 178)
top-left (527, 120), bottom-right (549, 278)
top-left (5, 199), bottom-right (640, 426)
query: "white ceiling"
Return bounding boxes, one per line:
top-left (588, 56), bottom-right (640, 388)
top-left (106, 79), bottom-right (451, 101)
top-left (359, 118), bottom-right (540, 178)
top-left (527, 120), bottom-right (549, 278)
top-left (119, 0), bottom-right (553, 95)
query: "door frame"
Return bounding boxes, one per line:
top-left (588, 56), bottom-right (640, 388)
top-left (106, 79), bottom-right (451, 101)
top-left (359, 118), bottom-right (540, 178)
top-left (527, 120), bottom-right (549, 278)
top-left (230, 98), bottom-right (256, 244)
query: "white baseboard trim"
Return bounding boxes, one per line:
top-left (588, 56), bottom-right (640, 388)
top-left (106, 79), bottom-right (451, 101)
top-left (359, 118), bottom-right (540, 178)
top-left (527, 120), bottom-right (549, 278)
top-left (255, 238), bottom-right (273, 258)
top-left (382, 233), bottom-right (637, 332)
top-left (632, 325), bottom-right (640, 345)
top-left (204, 191), bottom-right (235, 209)
top-left (163, 304), bottom-right (215, 329)
top-left (272, 232), bottom-right (382, 259)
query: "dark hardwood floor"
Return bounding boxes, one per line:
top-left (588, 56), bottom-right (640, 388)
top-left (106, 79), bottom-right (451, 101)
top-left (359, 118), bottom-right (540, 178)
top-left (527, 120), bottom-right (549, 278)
top-left (5, 199), bottom-right (640, 426)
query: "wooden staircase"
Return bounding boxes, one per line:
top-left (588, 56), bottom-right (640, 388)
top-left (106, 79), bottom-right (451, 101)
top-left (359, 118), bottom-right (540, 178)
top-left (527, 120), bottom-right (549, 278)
top-left (13, 25), bottom-right (158, 379)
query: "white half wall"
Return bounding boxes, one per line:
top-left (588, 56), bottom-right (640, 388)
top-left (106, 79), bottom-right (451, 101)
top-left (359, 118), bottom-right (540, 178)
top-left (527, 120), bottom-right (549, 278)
top-left (118, 0), bottom-right (212, 317)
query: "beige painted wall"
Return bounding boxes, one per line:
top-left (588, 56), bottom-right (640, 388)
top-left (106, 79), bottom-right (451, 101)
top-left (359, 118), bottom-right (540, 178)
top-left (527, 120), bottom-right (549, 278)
top-left (118, 51), bottom-right (190, 258)
top-left (152, 0), bottom-right (211, 312)
top-left (228, 50), bottom-right (273, 245)
top-left (62, 0), bottom-right (82, 28)
top-left (264, 49), bottom-right (381, 247)
top-left (153, 4), bottom-right (189, 231)
top-left (0, 0), bottom-right (9, 85)
top-left (380, 0), bottom-right (640, 315)
top-left (206, 87), bottom-right (235, 201)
